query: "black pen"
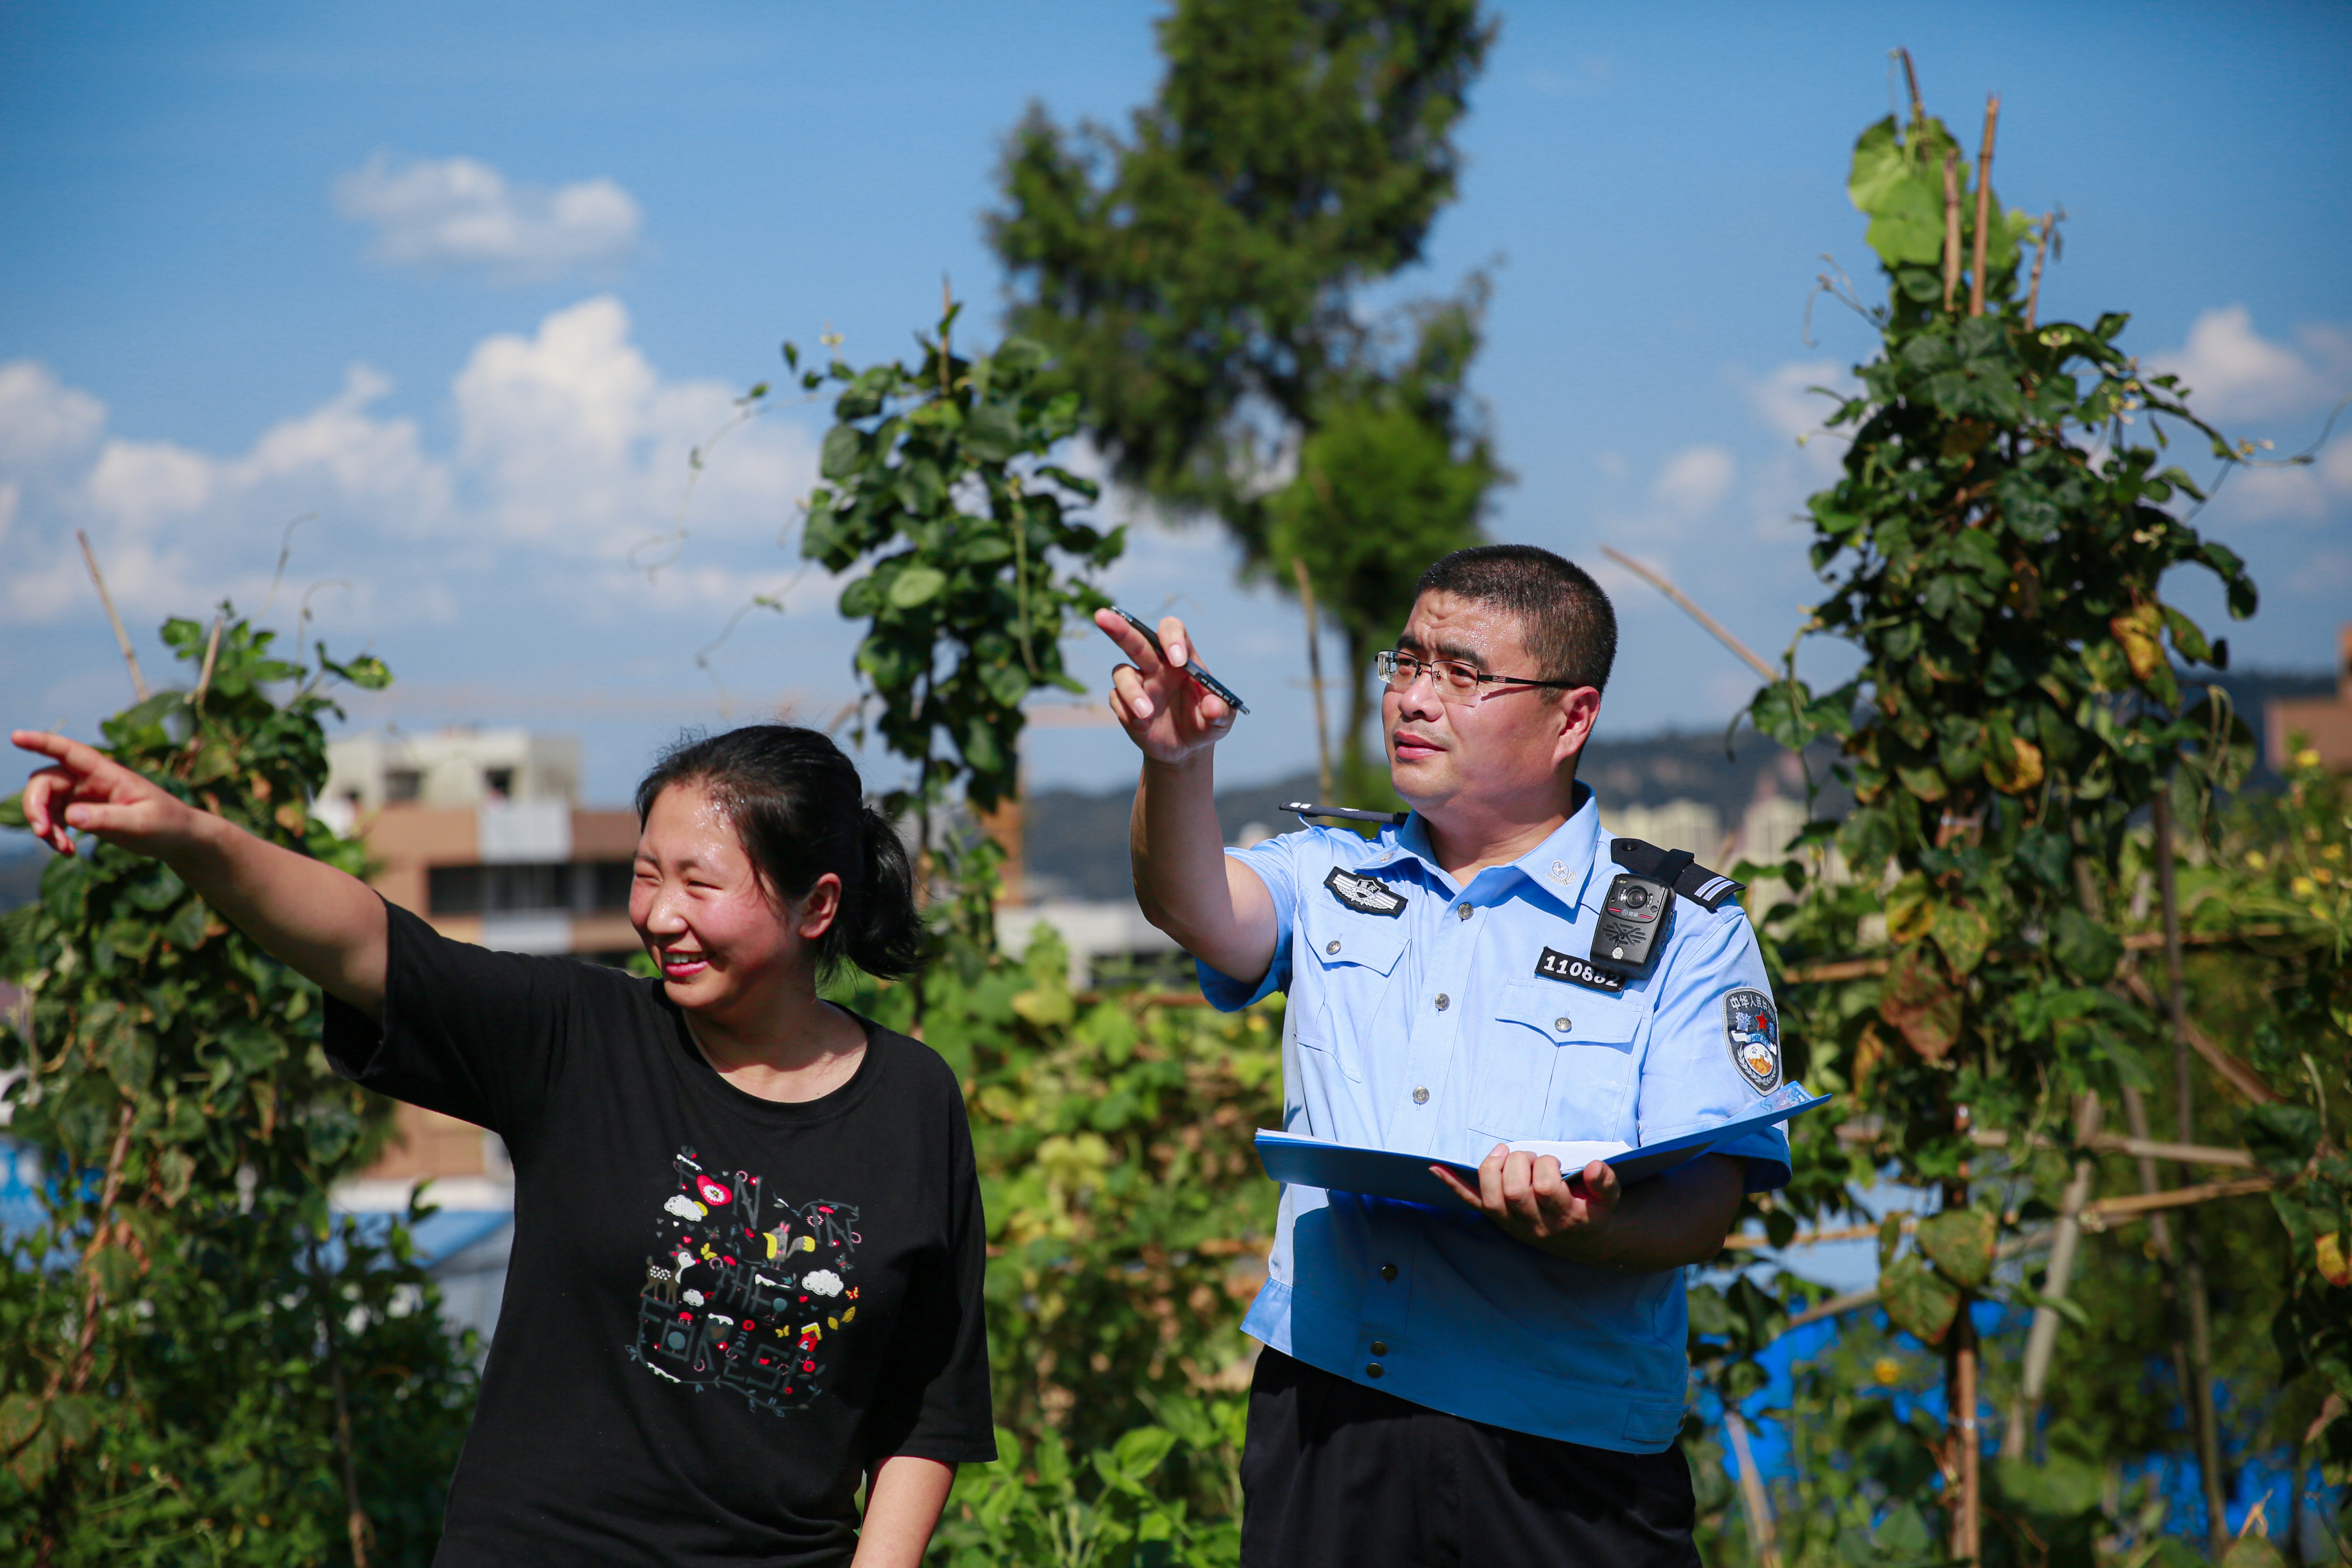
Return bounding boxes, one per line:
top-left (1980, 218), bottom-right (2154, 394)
top-left (1109, 606), bottom-right (1251, 716)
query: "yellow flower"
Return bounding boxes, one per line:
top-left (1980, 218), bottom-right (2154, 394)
top-left (2296, 748), bottom-right (2324, 770)
top-left (1872, 1356), bottom-right (1904, 1385)
top-left (2292, 876), bottom-right (2318, 898)
top-left (2245, 851), bottom-right (2269, 871)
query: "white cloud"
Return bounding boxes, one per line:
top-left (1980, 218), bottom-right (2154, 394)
top-left (0, 297), bottom-right (819, 632)
top-left (2138, 307), bottom-right (2352, 525)
top-left (1650, 445), bottom-right (1736, 518)
top-left (1742, 359), bottom-right (1850, 448)
top-left (334, 154), bottom-right (641, 281)
top-left (0, 360), bottom-right (106, 466)
top-left (2147, 305), bottom-right (2345, 424)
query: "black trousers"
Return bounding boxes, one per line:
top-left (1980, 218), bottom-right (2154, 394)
top-left (1240, 1349), bottom-right (1700, 1568)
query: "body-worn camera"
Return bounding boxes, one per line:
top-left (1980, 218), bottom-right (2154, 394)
top-left (1592, 871), bottom-right (1675, 976)
top-left (1586, 844), bottom-right (1717, 981)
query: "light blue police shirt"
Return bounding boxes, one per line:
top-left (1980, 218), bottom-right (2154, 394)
top-left (1201, 784), bottom-right (1791, 1452)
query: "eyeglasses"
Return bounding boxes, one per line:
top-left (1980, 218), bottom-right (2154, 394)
top-left (1374, 649), bottom-right (1582, 700)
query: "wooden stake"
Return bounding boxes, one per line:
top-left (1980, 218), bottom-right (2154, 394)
top-left (2155, 791), bottom-right (2233, 1557)
top-left (1943, 1163), bottom-right (1981, 1563)
top-left (1954, 1307), bottom-right (1980, 1562)
top-left (1969, 96), bottom-right (2000, 316)
top-left (76, 529), bottom-right (149, 701)
top-left (1600, 547), bottom-right (1778, 683)
top-left (2008, 1093), bottom-right (2103, 1457)
top-left (2025, 213), bottom-right (2054, 330)
top-left (193, 613), bottom-right (225, 708)
top-left (1725, 1410), bottom-right (1782, 1568)
top-left (49, 1100), bottom-right (138, 1401)
top-left (312, 1240), bottom-right (374, 1568)
top-left (939, 274), bottom-right (954, 394)
top-left (1942, 151), bottom-right (1963, 314)
top-left (1291, 557), bottom-right (1334, 802)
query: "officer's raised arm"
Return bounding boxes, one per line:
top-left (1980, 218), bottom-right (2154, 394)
top-left (1093, 609), bottom-right (1278, 987)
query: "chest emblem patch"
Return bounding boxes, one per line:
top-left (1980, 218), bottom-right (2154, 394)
top-left (1724, 989), bottom-right (1782, 1093)
top-left (1325, 866), bottom-right (1407, 918)
top-left (634, 1146), bottom-right (863, 1415)
top-left (1536, 946), bottom-right (1626, 993)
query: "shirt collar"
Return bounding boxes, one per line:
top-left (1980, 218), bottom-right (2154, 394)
top-left (1364, 783), bottom-right (1605, 913)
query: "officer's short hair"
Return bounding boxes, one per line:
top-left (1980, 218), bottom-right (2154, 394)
top-left (1413, 544), bottom-right (1617, 693)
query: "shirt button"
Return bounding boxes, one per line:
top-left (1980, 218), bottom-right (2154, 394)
top-left (1412, 1087), bottom-right (1430, 1105)
top-left (1555, 1016), bottom-right (1572, 1033)
top-left (1366, 1363), bottom-right (1385, 1379)
top-left (1456, 903), bottom-right (1472, 921)
top-left (1380, 1263), bottom-right (1399, 1281)
top-left (1325, 939), bottom-right (1342, 955)
top-left (1434, 993), bottom-right (1450, 1011)
top-left (1370, 1340), bottom-right (1389, 1356)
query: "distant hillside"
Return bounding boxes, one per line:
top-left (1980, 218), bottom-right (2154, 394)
top-left (1025, 726), bottom-right (1841, 904)
top-left (1021, 666), bottom-right (2333, 905)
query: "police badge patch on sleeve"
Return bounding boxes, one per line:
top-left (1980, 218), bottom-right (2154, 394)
top-left (1324, 867), bottom-right (1407, 918)
top-left (1724, 989), bottom-right (1781, 1093)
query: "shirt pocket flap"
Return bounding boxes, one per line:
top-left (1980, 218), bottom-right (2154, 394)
top-left (1495, 980), bottom-right (1642, 1048)
top-left (1297, 904), bottom-right (1408, 977)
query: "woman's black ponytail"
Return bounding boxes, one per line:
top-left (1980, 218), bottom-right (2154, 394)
top-left (846, 800), bottom-right (923, 978)
top-left (635, 725), bottom-right (926, 981)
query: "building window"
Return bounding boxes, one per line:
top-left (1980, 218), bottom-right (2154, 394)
top-left (483, 766), bottom-right (514, 800)
top-left (384, 768), bottom-right (423, 804)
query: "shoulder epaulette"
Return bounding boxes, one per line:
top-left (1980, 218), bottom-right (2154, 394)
top-left (1610, 837), bottom-right (1744, 912)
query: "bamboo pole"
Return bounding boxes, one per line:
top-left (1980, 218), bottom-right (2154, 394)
top-left (1291, 557), bottom-right (1334, 802)
top-left (1942, 151), bottom-right (1963, 314)
top-left (1777, 1178), bottom-right (2274, 1330)
top-left (2085, 1174), bottom-right (2273, 1221)
top-left (192, 613), bottom-right (225, 708)
top-left (1724, 1410), bottom-right (1782, 1568)
top-left (1728, 1174), bottom-right (2274, 1254)
top-left (2007, 1093), bottom-right (2103, 1458)
top-left (1954, 1303), bottom-right (1980, 1562)
top-left (76, 529), bottom-right (149, 701)
top-left (1599, 547), bottom-right (1778, 683)
top-left (1969, 96), bottom-right (2000, 316)
top-left (48, 1100), bottom-right (138, 1401)
top-left (1942, 1164), bottom-right (1981, 1564)
top-left (2155, 791), bottom-right (2232, 1557)
top-left (311, 1239), bottom-right (374, 1568)
top-left (2025, 213), bottom-right (2054, 330)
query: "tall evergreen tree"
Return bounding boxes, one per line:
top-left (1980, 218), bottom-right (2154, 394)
top-left (989, 0), bottom-right (1501, 780)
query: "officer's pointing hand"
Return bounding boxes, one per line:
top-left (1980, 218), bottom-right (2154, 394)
top-left (1095, 609), bottom-right (1234, 765)
top-left (1431, 1147), bottom-right (1622, 1263)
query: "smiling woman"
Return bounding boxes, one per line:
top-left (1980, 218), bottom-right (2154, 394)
top-left (8, 720), bottom-right (988, 1568)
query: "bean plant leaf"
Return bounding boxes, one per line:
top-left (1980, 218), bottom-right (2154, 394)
top-left (0, 612), bottom-right (479, 1554)
top-left (1878, 1252), bottom-right (1962, 1345)
top-left (1915, 1207), bottom-right (1997, 1289)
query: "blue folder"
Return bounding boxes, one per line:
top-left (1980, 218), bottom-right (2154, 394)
top-left (1254, 1082), bottom-right (1832, 1208)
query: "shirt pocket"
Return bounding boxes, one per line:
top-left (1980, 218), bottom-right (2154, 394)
top-left (1466, 981), bottom-right (1643, 1141)
top-left (1293, 903), bottom-right (1409, 1084)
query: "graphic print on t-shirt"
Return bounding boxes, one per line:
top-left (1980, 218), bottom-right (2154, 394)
top-left (633, 1146), bottom-right (862, 1415)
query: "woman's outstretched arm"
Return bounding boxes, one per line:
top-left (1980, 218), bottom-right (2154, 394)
top-left (13, 729), bottom-right (388, 1019)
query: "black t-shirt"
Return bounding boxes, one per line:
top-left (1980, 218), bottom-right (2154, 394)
top-left (324, 901), bottom-right (994, 1568)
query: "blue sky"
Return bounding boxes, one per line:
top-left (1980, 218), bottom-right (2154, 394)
top-left (5, 1), bottom-right (2348, 807)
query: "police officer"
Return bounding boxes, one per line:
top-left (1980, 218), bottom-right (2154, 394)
top-left (1094, 544), bottom-right (1790, 1568)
